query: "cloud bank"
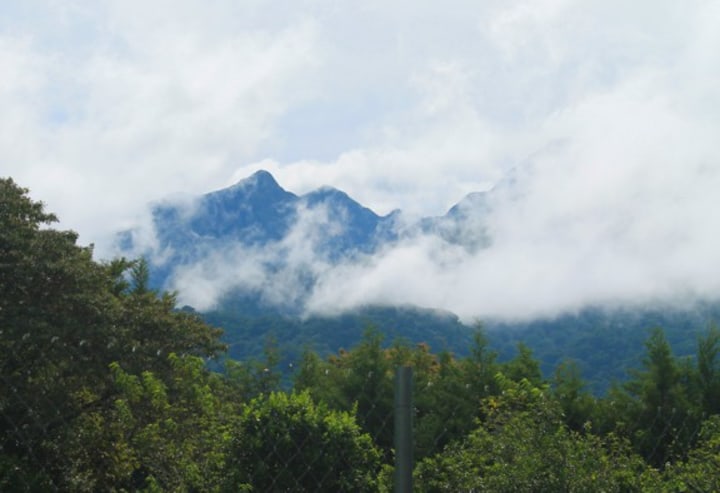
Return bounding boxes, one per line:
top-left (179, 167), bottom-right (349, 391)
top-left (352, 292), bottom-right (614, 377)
top-left (2, 1), bottom-right (719, 320)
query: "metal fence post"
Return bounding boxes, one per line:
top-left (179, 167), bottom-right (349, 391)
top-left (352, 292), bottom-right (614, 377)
top-left (394, 366), bottom-right (413, 493)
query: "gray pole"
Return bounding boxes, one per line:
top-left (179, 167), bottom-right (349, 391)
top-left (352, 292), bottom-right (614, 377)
top-left (394, 366), bottom-right (413, 493)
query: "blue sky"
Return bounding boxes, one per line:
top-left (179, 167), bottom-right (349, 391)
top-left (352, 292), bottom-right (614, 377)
top-left (2, 0), bottom-right (720, 319)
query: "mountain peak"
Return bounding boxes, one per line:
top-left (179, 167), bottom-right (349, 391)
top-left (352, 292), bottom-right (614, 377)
top-left (238, 169), bottom-right (281, 190)
top-left (119, 169), bottom-right (493, 301)
top-left (216, 169), bottom-right (292, 202)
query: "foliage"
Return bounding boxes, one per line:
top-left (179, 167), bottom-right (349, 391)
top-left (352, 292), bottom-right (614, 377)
top-left (695, 324), bottom-right (720, 415)
top-left (222, 336), bottom-right (283, 401)
top-left (204, 300), bottom-right (475, 373)
top-left (0, 178), bottom-right (226, 489)
top-left (222, 390), bottom-right (381, 492)
top-left (488, 305), bottom-right (719, 394)
top-left (415, 375), bottom-right (660, 492)
top-left (294, 327), bottom-right (396, 459)
top-left (595, 328), bottom-right (704, 468)
top-left (551, 359), bottom-right (596, 431)
top-left (413, 328), bottom-right (500, 458)
top-left (209, 295), bottom-right (720, 397)
top-left (4, 177), bottom-right (720, 491)
top-left (295, 327), bottom-right (502, 461)
top-left (663, 415), bottom-right (720, 491)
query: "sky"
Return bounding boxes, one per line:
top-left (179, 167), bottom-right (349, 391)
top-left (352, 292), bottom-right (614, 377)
top-left (2, 0), bottom-right (720, 320)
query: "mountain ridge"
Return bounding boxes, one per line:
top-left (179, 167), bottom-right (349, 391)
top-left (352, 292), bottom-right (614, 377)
top-left (116, 170), bottom-right (720, 395)
top-left (119, 169), bottom-right (488, 298)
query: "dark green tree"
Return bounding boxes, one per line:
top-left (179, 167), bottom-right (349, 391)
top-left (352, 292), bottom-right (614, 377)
top-left (695, 324), bottom-right (720, 415)
top-left (129, 257), bottom-right (152, 295)
top-left (551, 360), bottom-right (595, 432)
top-left (223, 336), bottom-right (283, 401)
top-left (615, 328), bottom-right (698, 466)
top-left (664, 415), bottom-right (720, 491)
top-left (415, 374), bottom-right (660, 492)
top-left (223, 391), bottom-right (381, 492)
top-left (503, 342), bottom-right (543, 385)
top-left (414, 328), bottom-right (500, 459)
top-left (300, 328), bottom-right (396, 455)
top-left (0, 178), bottom-right (225, 489)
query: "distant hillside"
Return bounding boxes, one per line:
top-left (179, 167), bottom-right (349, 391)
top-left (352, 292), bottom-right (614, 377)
top-left (485, 303), bottom-right (720, 393)
top-left (196, 295), bottom-right (472, 360)
top-left (197, 294), bottom-right (719, 395)
top-left (118, 170), bottom-right (719, 394)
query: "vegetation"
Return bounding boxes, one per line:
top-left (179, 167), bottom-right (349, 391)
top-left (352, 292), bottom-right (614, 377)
top-left (205, 290), bottom-right (720, 396)
top-left (3, 177), bottom-right (720, 491)
top-left (223, 390), bottom-right (381, 492)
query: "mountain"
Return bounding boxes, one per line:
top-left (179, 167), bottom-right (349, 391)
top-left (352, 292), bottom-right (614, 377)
top-left (175, 170), bottom-right (298, 244)
top-left (115, 169), bottom-right (499, 364)
top-left (119, 170), bottom-right (411, 291)
top-left (296, 186), bottom-right (398, 260)
top-left (116, 170), bottom-right (719, 395)
top-left (118, 169), bottom-right (487, 295)
top-left (419, 191), bottom-right (491, 252)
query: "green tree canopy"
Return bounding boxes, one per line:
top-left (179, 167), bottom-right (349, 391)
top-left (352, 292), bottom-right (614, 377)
top-left (223, 390), bottom-right (381, 492)
top-left (0, 177), bottom-right (226, 489)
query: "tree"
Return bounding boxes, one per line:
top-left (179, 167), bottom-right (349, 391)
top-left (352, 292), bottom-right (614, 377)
top-left (296, 327), bottom-right (396, 456)
top-left (503, 342), bottom-right (543, 385)
top-left (129, 257), bottom-right (152, 295)
top-left (551, 360), bottom-right (595, 432)
top-left (0, 178), bottom-right (225, 489)
top-left (695, 324), bottom-right (720, 415)
top-left (1, 178), bottom-right (122, 487)
top-left (664, 415), bottom-right (720, 491)
top-left (609, 328), bottom-right (698, 467)
top-left (223, 391), bottom-right (381, 492)
top-left (413, 329), bottom-right (500, 460)
top-left (294, 327), bottom-right (505, 462)
top-left (223, 336), bottom-right (283, 401)
top-left (415, 374), bottom-right (659, 492)
top-left (462, 326), bottom-right (500, 395)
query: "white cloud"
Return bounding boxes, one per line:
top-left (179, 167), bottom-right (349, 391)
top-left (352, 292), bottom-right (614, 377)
top-left (303, 53), bottom-right (720, 320)
top-left (2, 1), bottom-right (719, 320)
top-left (169, 201), bottom-right (343, 311)
top-left (1, 2), bottom-right (321, 254)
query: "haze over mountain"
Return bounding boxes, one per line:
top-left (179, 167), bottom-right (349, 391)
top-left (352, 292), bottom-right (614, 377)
top-left (119, 169), bottom-right (718, 322)
top-left (119, 169), bottom-right (489, 315)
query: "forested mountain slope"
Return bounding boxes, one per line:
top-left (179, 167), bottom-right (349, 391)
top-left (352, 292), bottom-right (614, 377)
top-left (202, 299), bottom-right (719, 394)
top-left (118, 170), bottom-right (719, 395)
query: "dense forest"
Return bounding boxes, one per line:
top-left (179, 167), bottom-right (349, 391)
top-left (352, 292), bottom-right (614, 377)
top-left (3, 177), bottom-right (720, 491)
top-left (204, 295), bottom-right (720, 395)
